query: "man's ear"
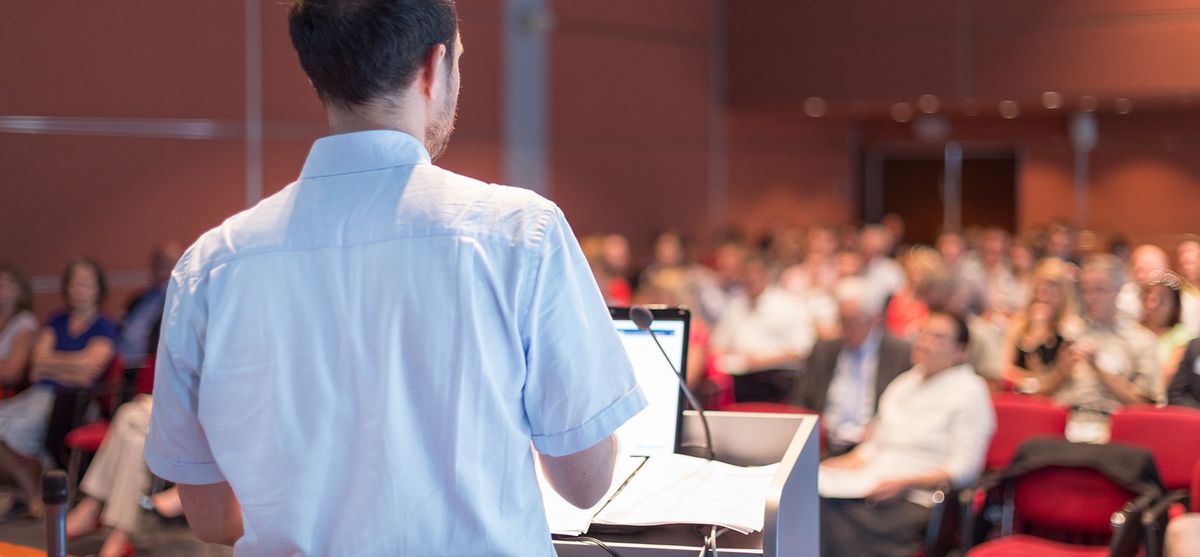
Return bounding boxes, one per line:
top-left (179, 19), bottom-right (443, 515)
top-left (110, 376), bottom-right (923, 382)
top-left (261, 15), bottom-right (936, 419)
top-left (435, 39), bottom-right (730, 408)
top-left (420, 43), bottom-right (449, 101)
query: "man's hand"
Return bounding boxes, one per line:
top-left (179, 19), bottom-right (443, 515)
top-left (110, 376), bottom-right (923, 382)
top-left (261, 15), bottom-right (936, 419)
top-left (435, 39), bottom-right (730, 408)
top-left (866, 479), bottom-right (910, 502)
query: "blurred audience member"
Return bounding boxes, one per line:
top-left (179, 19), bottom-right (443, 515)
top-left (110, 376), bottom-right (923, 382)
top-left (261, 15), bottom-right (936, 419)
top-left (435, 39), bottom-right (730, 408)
top-left (881, 213), bottom-right (907, 258)
top-left (818, 312), bottom-right (994, 557)
top-left (1044, 221), bottom-right (1078, 265)
top-left (0, 258), bottom-right (117, 518)
top-left (937, 230), bottom-right (987, 318)
top-left (792, 278), bottom-right (912, 454)
top-left (1008, 240), bottom-right (1037, 310)
top-left (781, 225), bottom-right (841, 339)
top-left (117, 243), bottom-right (180, 369)
top-left (980, 228), bottom-right (1022, 318)
top-left (581, 234), bottom-right (632, 306)
top-left (1039, 255), bottom-right (1158, 414)
top-left (1001, 259), bottom-right (1083, 388)
top-left (65, 318), bottom-right (178, 557)
top-left (711, 255), bottom-right (814, 403)
top-left (1141, 271), bottom-right (1193, 387)
top-left (694, 237), bottom-right (746, 325)
top-left (0, 263), bottom-right (38, 392)
top-left (884, 247), bottom-right (942, 340)
top-left (859, 225), bottom-right (906, 312)
top-left (633, 268), bottom-right (710, 392)
top-left (1167, 338), bottom-right (1200, 409)
top-left (1175, 238), bottom-right (1200, 336)
top-left (1118, 244), bottom-right (1170, 324)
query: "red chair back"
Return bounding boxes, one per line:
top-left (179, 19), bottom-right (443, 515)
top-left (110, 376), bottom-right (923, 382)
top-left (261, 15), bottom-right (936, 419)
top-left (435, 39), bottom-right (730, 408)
top-left (986, 393), bottom-right (1068, 471)
top-left (97, 355), bottom-right (125, 418)
top-left (1110, 405), bottom-right (1200, 491)
top-left (1013, 465), bottom-right (1137, 537)
top-left (1192, 459), bottom-right (1200, 512)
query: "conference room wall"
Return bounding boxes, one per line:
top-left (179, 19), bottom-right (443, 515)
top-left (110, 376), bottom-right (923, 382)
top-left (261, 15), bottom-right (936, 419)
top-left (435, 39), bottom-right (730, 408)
top-left (0, 1), bottom-right (506, 319)
top-left (724, 0), bottom-right (1200, 247)
top-left (546, 0), bottom-right (716, 259)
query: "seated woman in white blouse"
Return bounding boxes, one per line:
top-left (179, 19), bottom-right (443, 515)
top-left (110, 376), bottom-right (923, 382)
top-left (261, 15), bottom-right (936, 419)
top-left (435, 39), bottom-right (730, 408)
top-left (0, 262), bottom-right (38, 392)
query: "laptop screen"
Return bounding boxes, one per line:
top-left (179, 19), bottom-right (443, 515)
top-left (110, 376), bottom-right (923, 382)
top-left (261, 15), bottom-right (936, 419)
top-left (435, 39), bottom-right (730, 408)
top-left (609, 306), bottom-right (690, 457)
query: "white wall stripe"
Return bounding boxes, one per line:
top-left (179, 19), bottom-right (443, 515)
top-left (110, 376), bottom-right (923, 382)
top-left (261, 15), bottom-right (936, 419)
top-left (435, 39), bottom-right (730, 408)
top-left (0, 116), bottom-right (242, 140)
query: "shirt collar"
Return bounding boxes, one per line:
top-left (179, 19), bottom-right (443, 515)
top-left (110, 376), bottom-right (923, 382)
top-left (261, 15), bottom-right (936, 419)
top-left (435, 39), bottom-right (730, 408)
top-left (299, 130), bottom-right (432, 179)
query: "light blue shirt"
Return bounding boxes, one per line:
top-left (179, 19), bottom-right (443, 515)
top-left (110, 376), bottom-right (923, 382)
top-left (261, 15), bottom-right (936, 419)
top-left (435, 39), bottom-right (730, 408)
top-left (144, 130), bottom-right (647, 557)
top-left (822, 328), bottom-right (882, 448)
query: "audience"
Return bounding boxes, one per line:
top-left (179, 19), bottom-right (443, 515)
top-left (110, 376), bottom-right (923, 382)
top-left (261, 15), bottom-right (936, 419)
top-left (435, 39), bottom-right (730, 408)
top-left (1039, 255), bottom-right (1159, 414)
top-left (65, 317), bottom-right (182, 557)
top-left (859, 225), bottom-right (906, 313)
top-left (791, 278), bottom-right (912, 454)
top-left (0, 263), bottom-right (38, 392)
top-left (1168, 337), bottom-right (1200, 409)
top-left (711, 254), bottom-right (814, 402)
top-left (1118, 244), bottom-right (1172, 323)
top-left (0, 258), bottom-right (117, 518)
top-left (817, 312), bottom-right (995, 557)
top-left (2, 219), bottom-right (1197, 551)
top-left (1141, 271), bottom-right (1193, 387)
top-left (1001, 259), bottom-right (1083, 389)
top-left (116, 244), bottom-right (180, 369)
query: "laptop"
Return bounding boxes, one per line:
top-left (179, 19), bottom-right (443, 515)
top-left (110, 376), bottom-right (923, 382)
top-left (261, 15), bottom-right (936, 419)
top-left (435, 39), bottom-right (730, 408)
top-left (608, 305), bottom-right (690, 457)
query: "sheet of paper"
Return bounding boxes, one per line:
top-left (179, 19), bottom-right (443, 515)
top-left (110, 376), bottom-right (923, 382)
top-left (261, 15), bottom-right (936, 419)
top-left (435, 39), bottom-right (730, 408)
top-left (592, 453), bottom-right (780, 534)
top-left (817, 465), bottom-right (882, 499)
top-left (538, 455), bottom-right (646, 536)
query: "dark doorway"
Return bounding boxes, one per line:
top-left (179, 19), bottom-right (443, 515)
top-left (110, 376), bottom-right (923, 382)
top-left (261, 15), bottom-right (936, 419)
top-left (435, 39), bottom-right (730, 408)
top-left (864, 146), bottom-right (1018, 246)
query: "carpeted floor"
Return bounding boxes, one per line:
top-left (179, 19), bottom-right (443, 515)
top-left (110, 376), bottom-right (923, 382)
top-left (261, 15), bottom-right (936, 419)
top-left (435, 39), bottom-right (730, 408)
top-left (0, 487), bottom-right (230, 557)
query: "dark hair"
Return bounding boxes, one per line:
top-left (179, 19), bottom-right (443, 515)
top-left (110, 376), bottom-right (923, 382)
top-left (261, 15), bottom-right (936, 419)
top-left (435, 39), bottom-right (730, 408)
top-left (61, 257), bottom-right (107, 310)
top-left (929, 310), bottom-right (970, 348)
top-left (1148, 271), bottom-right (1183, 328)
top-left (289, 0), bottom-right (458, 109)
top-left (0, 262), bottom-right (33, 314)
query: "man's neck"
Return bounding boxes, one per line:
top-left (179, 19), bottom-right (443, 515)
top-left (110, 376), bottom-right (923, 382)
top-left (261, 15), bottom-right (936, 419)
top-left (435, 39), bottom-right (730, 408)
top-left (326, 99), bottom-right (424, 139)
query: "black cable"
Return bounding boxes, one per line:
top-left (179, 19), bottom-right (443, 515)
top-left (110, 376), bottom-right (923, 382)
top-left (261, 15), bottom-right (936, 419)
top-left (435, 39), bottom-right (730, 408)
top-left (554, 535), bottom-right (623, 557)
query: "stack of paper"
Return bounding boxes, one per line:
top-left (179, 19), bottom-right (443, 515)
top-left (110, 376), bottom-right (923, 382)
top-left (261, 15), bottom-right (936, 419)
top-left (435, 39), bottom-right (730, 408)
top-left (590, 453), bottom-right (780, 534)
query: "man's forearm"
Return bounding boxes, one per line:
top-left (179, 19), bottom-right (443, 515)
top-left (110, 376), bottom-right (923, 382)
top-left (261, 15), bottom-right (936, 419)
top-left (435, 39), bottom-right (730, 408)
top-left (1097, 372), bottom-right (1151, 404)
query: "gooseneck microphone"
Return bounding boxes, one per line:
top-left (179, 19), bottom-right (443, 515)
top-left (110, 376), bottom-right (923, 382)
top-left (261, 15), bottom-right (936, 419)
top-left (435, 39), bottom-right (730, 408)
top-left (629, 305), bottom-right (715, 460)
top-left (43, 470), bottom-right (69, 557)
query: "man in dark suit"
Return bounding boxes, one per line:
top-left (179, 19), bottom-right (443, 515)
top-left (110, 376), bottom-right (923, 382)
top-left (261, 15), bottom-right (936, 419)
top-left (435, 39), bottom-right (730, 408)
top-left (791, 277), bottom-right (912, 454)
top-left (1168, 337), bottom-right (1200, 408)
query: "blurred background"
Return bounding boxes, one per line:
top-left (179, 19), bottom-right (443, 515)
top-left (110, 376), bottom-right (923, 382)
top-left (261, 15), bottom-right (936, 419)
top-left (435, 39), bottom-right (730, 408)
top-left (2, 0), bottom-right (1200, 316)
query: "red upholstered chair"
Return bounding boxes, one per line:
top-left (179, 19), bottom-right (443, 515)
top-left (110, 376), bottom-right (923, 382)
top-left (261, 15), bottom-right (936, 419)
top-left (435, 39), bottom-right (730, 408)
top-left (967, 441), bottom-right (1158, 557)
top-left (1193, 460), bottom-right (1200, 513)
top-left (962, 393), bottom-right (1069, 550)
top-left (63, 356), bottom-right (128, 493)
top-left (986, 393), bottom-right (1069, 473)
top-left (1110, 405), bottom-right (1200, 557)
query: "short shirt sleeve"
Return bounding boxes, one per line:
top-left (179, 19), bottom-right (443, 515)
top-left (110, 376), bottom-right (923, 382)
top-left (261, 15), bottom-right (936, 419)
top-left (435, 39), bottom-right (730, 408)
top-left (143, 269), bottom-right (226, 485)
top-left (521, 208), bottom-right (648, 457)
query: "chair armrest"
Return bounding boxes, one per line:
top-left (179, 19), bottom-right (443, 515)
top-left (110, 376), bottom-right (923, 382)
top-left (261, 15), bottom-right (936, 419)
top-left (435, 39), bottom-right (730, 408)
top-left (1138, 489), bottom-right (1189, 557)
top-left (924, 483), bottom-right (964, 557)
top-left (1109, 492), bottom-right (1159, 557)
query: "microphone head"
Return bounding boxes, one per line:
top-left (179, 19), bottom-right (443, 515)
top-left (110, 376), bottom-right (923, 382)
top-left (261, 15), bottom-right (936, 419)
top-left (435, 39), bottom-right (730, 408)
top-left (629, 305), bottom-right (654, 331)
top-left (42, 470), bottom-right (68, 506)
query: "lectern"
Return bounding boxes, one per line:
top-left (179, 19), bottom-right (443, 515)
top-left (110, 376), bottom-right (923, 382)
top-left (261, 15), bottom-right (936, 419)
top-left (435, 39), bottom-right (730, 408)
top-left (554, 411), bottom-right (820, 556)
